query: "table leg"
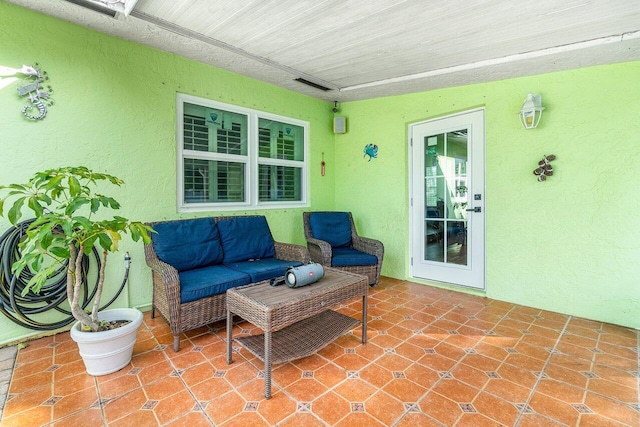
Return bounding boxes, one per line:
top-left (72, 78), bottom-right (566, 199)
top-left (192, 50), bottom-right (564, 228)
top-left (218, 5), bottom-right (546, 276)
top-left (226, 308), bottom-right (233, 364)
top-left (264, 330), bottom-right (272, 399)
top-left (362, 294), bottom-right (367, 344)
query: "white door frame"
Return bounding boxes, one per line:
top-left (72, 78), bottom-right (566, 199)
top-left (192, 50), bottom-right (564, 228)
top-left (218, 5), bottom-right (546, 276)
top-left (408, 108), bottom-right (485, 289)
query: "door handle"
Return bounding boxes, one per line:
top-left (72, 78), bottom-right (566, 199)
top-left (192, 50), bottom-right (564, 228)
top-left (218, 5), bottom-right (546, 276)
top-left (466, 207), bottom-right (481, 213)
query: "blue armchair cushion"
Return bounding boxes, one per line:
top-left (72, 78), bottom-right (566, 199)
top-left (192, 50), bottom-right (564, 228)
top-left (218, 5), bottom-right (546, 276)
top-left (331, 247), bottom-right (378, 267)
top-left (225, 258), bottom-right (303, 282)
top-left (178, 265), bottom-right (251, 303)
top-left (309, 212), bottom-right (352, 248)
top-left (217, 216), bottom-right (276, 263)
top-left (151, 218), bottom-right (223, 272)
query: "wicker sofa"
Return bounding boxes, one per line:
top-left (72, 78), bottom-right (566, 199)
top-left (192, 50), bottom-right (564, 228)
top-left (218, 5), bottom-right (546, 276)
top-left (303, 211), bottom-right (384, 286)
top-left (144, 215), bottom-right (308, 351)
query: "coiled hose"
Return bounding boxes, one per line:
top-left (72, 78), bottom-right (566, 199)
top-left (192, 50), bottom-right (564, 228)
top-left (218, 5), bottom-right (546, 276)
top-left (0, 219), bottom-right (129, 330)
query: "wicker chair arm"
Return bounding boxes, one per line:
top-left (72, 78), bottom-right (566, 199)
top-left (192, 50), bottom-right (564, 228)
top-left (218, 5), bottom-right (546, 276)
top-left (305, 237), bottom-right (333, 265)
top-left (274, 242), bottom-right (310, 264)
top-left (352, 235), bottom-right (384, 260)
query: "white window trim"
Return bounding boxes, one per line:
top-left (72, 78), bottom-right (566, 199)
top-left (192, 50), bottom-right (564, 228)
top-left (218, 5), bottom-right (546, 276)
top-left (177, 93), bottom-right (309, 212)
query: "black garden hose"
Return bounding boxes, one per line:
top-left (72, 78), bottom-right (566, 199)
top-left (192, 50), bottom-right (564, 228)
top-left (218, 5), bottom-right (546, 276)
top-left (0, 219), bottom-right (129, 331)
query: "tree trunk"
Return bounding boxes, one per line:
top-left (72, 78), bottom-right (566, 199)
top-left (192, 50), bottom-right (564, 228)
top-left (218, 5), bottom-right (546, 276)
top-left (90, 250), bottom-right (108, 324)
top-left (69, 244), bottom-right (99, 331)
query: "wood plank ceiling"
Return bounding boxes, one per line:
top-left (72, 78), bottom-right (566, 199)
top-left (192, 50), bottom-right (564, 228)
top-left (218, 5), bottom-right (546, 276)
top-left (6, 0), bottom-right (640, 101)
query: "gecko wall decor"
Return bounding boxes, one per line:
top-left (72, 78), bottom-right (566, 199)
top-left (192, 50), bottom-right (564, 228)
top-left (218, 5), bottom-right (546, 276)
top-left (16, 63), bottom-right (54, 121)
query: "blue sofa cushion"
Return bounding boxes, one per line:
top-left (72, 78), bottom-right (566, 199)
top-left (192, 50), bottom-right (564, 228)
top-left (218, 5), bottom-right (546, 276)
top-left (152, 218), bottom-right (223, 272)
top-left (225, 258), bottom-right (303, 282)
top-left (331, 247), bottom-right (378, 267)
top-left (217, 216), bottom-right (276, 264)
top-left (178, 265), bottom-right (251, 303)
top-left (309, 212), bottom-right (352, 248)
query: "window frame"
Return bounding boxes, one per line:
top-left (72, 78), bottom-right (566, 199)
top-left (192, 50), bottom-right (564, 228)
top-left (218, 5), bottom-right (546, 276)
top-left (177, 93), bottom-right (309, 212)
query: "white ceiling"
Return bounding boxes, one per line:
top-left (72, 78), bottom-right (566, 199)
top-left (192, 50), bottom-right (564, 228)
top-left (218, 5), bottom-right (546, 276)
top-left (6, 0), bottom-right (640, 102)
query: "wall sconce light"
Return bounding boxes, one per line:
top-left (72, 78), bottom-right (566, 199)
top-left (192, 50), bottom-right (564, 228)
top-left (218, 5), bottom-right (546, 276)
top-left (519, 93), bottom-right (544, 129)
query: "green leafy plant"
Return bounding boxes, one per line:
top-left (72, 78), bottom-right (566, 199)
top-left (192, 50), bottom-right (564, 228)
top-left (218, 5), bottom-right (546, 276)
top-left (0, 166), bottom-right (152, 332)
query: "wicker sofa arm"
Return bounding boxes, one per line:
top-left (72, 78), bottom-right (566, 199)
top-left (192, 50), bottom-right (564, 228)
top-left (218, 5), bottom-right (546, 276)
top-left (144, 244), bottom-right (179, 285)
top-left (143, 242), bottom-right (182, 328)
top-left (305, 237), bottom-right (333, 265)
top-left (274, 241), bottom-right (310, 264)
top-left (352, 235), bottom-right (384, 259)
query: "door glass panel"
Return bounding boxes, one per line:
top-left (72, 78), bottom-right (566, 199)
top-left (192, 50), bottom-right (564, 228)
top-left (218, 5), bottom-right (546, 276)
top-left (447, 221), bottom-right (467, 265)
top-left (423, 130), bottom-right (469, 266)
top-left (425, 219), bottom-right (444, 262)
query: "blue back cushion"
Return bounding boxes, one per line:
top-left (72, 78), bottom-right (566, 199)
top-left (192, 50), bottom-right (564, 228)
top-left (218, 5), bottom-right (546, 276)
top-left (309, 212), bottom-right (352, 248)
top-left (151, 218), bottom-right (223, 272)
top-left (217, 216), bottom-right (276, 263)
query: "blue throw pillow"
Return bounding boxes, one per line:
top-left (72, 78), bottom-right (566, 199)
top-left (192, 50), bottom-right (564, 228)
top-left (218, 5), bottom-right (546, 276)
top-left (151, 218), bottom-right (223, 272)
top-left (217, 216), bottom-right (276, 263)
top-left (309, 212), bottom-right (352, 248)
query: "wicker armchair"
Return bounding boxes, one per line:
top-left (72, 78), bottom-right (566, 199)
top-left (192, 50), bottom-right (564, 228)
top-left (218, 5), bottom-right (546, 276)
top-left (144, 216), bottom-right (309, 351)
top-left (303, 211), bottom-right (384, 286)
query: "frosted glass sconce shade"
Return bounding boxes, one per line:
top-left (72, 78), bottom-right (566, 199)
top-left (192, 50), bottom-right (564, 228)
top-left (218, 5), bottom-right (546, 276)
top-left (519, 93), bottom-right (544, 129)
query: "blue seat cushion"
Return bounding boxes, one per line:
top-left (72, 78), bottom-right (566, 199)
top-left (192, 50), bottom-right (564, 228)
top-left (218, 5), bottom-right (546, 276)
top-left (217, 216), bottom-right (276, 263)
top-left (152, 218), bottom-right (223, 272)
top-left (309, 212), bottom-right (352, 248)
top-left (225, 258), bottom-right (303, 282)
top-left (178, 265), bottom-right (251, 303)
top-left (331, 247), bottom-right (378, 267)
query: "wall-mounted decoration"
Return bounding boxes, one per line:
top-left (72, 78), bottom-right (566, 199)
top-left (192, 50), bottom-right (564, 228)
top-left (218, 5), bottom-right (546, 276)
top-left (363, 144), bottom-right (378, 162)
top-left (16, 63), bottom-right (54, 121)
top-left (533, 154), bottom-right (556, 181)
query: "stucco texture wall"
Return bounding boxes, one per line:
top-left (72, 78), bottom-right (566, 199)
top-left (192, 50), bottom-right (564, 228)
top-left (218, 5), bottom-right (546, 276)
top-left (0, 2), bottom-right (638, 347)
top-left (336, 62), bottom-right (640, 329)
top-left (0, 3), bottom-right (335, 344)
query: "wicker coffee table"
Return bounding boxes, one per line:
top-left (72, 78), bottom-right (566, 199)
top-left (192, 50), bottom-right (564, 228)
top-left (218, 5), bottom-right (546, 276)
top-left (226, 268), bottom-right (368, 399)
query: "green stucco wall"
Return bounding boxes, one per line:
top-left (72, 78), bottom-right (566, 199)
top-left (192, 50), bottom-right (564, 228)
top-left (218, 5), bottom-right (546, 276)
top-left (0, 2), bottom-right (638, 346)
top-left (336, 63), bottom-right (640, 329)
top-left (0, 2), bottom-right (335, 344)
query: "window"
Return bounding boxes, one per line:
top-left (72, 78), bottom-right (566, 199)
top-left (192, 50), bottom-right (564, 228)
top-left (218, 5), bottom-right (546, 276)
top-left (177, 94), bottom-right (308, 211)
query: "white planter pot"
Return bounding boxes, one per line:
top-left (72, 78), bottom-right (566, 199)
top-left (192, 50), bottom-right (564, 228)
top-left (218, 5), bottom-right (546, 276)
top-left (70, 308), bottom-right (143, 376)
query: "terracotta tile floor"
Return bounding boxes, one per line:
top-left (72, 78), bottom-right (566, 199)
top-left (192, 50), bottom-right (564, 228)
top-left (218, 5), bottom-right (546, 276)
top-left (2, 277), bottom-right (639, 426)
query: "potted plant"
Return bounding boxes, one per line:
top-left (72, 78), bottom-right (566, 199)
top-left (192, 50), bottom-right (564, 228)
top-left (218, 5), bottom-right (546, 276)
top-left (0, 166), bottom-right (153, 375)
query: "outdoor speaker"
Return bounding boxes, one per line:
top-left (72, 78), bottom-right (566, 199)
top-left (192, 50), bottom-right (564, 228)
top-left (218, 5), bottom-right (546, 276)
top-left (285, 263), bottom-right (325, 288)
top-left (333, 116), bottom-right (347, 134)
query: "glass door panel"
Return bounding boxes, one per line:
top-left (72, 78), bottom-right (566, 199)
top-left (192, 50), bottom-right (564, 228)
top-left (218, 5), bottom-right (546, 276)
top-left (423, 130), bottom-right (468, 266)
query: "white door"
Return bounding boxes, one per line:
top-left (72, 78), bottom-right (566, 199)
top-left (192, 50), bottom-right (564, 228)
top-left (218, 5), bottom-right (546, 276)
top-left (409, 109), bottom-right (485, 289)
